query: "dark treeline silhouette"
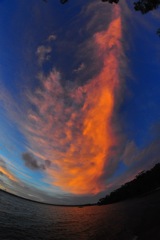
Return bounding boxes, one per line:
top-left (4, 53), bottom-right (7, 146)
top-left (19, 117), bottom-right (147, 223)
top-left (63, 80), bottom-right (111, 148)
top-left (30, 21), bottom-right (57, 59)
top-left (42, 0), bottom-right (160, 34)
top-left (98, 163), bottom-right (160, 205)
top-left (133, 0), bottom-right (160, 13)
top-left (55, 0), bottom-right (160, 35)
top-left (57, 0), bottom-right (160, 14)
top-left (102, 0), bottom-right (160, 14)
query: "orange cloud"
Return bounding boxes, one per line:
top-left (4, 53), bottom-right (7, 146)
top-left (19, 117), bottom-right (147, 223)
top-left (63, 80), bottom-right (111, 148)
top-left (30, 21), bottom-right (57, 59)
top-left (0, 166), bottom-right (18, 182)
top-left (24, 6), bottom-right (123, 195)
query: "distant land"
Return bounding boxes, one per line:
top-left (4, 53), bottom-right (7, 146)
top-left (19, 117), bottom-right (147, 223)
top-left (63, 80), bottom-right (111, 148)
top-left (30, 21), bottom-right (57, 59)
top-left (98, 163), bottom-right (160, 205)
top-left (0, 189), bottom-right (95, 207)
top-left (1, 163), bottom-right (160, 207)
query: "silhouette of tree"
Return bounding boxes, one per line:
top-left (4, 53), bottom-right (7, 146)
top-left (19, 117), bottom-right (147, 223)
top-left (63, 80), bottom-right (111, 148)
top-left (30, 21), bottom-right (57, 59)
top-left (98, 163), bottom-right (160, 205)
top-left (102, 0), bottom-right (160, 14)
top-left (134, 0), bottom-right (160, 14)
top-left (43, 0), bottom-right (160, 21)
top-left (54, 0), bottom-right (160, 34)
top-left (56, 0), bottom-right (160, 14)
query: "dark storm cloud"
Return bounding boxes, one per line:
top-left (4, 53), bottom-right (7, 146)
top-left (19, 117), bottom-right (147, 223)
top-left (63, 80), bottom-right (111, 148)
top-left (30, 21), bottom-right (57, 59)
top-left (22, 152), bottom-right (51, 171)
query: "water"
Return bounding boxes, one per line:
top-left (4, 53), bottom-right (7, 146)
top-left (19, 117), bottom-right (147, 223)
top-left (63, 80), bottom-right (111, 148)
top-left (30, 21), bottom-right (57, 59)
top-left (0, 190), bottom-right (160, 240)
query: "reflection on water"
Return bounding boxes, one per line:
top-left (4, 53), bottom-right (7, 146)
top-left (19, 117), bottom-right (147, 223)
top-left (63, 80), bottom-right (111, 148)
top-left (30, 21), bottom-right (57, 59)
top-left (0, 190), bottom-right (160, 240)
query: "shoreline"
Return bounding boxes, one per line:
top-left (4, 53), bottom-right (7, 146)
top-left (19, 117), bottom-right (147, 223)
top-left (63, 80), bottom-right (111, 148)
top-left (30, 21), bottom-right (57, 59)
top-left (0, 189), bottom-right (95, 207)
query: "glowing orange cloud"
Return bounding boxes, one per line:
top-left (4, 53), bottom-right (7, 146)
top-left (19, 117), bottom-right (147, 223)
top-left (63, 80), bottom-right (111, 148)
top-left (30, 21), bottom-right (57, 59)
top-left (25, 6), bottom-right (123, 195)
top-left (0, 166), bottom-right (18, 182)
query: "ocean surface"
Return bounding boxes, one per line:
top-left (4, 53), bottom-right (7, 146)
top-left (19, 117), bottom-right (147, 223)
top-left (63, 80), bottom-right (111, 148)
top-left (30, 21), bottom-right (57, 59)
top-left (0, 190), bottom-right (160, 240)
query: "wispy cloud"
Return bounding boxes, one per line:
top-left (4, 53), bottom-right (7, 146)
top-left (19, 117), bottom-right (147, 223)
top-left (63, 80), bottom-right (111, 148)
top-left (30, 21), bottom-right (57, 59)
top-left (36, 45), bottom-right (52, 65)
top-left (20, 5), bottom-right (125, 195)
top-left (73, 63), bottom-right (85, 73)
top-left (104, 125), bottom-right (160, 194)
top-left (0, 157), bottom-right (19, 183)
top-left (47, 34), bottom-right (57, 42)
top-left (0, 1), bottom-right (137, 200)
top-left (122, 141), bottom-right (139, 166)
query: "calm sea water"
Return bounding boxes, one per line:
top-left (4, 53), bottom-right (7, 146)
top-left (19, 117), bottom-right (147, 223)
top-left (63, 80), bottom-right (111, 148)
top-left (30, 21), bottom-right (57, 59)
top-left (0, 190), bottom-right (160, 240)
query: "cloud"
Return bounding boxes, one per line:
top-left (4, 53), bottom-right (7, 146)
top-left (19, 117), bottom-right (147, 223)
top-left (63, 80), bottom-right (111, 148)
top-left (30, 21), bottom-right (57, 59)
top-left (0, 81), bottom-right (27, 134)
top-left (1, 173), bottom-right (69, 204)
top-left (0, 166), bottom-right (18, 182)
top-left (133, 137), bottom-right (160, 171)
top-left (81, 1), bottom-right (113, 33)
top-left (47, 34), bottom-right (57, 42)
top-left (73, 63), bottom-right (85, 73)
top-left (22, 152), bottom-right (51, 171)
top-left (0, 158), bottom-right (19, 183)
top-left (0, 155), bottom-right (67, 204)
top-left (104, 128), bottom-right (160, 194)
top-left (0, 0), bottom-right (159, 206)
top-left (36, 45), bottom-right (52, 65)
top-left (20, 5), bottom-right (125, 195)
top-left (35, 33), bottom-right (56, 66)
top-left (122, 141), bottom-right (139, 166)
top-left (0, 2), bottom-right (129, 200)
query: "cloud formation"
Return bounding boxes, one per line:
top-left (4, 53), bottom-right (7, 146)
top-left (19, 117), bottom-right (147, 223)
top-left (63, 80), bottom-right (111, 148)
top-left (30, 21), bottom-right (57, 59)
top-left (47, 34), bottom-right (56, 42)
top-left (22, 152), bottom-right (51, 171)
top-left (0, 156), bottom-right (68, 204)
top-left (0, 158), bottom-right (18, 183)
top-left (36, 45), bottom-right (52, 65)
top-left (73, 63), bottom-right (85, 73)
top-left (0, 2), bottom-right (129, 200)
top-left (21, 5), bottom-right (124, 195)
top-left (0, 0), bottom-right (159, 204)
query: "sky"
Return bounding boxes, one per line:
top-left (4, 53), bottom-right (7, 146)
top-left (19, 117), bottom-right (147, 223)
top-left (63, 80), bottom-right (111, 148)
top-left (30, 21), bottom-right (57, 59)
top-left (0, 0), bottom-right (160, 205)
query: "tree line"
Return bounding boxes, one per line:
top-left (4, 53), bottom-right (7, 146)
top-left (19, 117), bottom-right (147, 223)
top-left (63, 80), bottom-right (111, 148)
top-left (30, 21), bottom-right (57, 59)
top-left (102, 0), bottom-right (160, 14)
top-left (58, 0), bottom-right (160, 14)
top-left (98, 163), bottom-right (160, 205)
top-left (58, 0), bottom-right (160, 35)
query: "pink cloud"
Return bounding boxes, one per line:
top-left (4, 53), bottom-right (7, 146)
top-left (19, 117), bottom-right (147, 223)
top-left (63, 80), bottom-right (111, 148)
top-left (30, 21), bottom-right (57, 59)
top-left (21, 5), bottom-right (126, 195)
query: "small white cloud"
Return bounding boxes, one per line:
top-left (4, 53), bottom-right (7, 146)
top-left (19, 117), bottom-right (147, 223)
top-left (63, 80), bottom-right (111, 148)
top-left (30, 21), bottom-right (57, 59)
top-left (73, 63), bottom-right (85, 73)
top-left (36, 45), bottom-right (52, 65)
top-left (47, 34), bottom-right (57, 42)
